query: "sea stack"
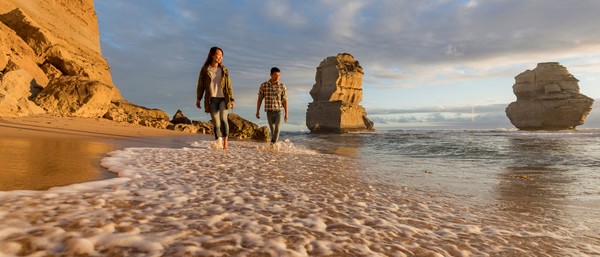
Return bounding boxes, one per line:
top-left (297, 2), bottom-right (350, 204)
top-left (306, 53), bottom-right (374, 133)
top-left (505, 62), bottom-right (594, 130)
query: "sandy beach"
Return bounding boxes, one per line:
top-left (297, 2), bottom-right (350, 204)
top-left (1, 116), bottom-right (599, 256)
top-left (0, 115), bottom-right (203, 191)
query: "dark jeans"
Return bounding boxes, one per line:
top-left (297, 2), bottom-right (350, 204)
top-left (266, 109), bottom-right (284, 143)
top-left (209, 97), bottom-right (228, 139)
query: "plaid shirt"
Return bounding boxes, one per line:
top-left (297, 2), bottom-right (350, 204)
top-left (258, 80), bottom-right (287, 112)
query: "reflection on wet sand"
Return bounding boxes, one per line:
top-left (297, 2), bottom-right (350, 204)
top-left (0, 134), bottom-right (205, 191)
top-left (493, 135), bottom-right (600, 255)
top-left (0, 137), bottom-right (117, 191)
top-left (496, 137), bottom-right (574, 212)
top-left (305, 133), bottom-right (365, 158)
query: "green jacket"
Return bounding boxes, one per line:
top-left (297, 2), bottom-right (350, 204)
top-left (196, 64), bottom-right (234, 113)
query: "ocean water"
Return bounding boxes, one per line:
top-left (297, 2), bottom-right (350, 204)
top-left (1, 129), bottom-right (599, 256)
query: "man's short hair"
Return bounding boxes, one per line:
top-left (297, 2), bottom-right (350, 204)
top-left (270, 67), bottom-right (281, 75)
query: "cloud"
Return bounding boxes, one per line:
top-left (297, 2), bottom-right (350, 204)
top-left (369, 103), bottom-right (507, 115)
top-left (368, 103), bottom-right (509, 125)
top-left (323, 0), bottom-right (366, 40)
top-left (263, 0), bottom-right (308, 28)
top-left (445, 44), bottom-right (465, 58)
top-left (95, 1), bottom-right (600, 128)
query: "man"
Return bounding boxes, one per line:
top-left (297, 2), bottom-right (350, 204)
top-left (256, 67), bottom-right (288, 144)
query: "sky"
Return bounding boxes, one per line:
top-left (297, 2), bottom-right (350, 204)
top-left (94, 0), bottom-right (600, 131)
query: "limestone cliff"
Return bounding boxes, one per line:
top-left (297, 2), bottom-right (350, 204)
top-left (0, 0), bottom-right (121, 118)
top-left (306, 53), bottom-right (374, 133)
top-left (505, 62), bottom-right (594, 130)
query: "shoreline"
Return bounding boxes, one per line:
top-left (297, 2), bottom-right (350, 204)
top-left (0, 115), bottom-right (207, 191)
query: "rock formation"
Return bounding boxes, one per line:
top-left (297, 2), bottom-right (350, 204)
top-left (0, 0), bottom-right (276, 137)
top-left (0, 0), bottom-right (182, 130)
top-left (0, 0), bottom-right (123, 118)
top-left (505, 62), bottom-right (594, 130)
top-left (171, 110), bottom-right (192, 125)
top-left (0, 19), bottom-right (47, 116)
top-left (227, 113), bottom-right (270, 141)
top-left (168, 110), bottom-right (270, 141)
top-left (306, 53), bottom-right (374, 133)
top-left (33, 76), bottom-right (115, 118)
top-left (103, 100), bottom-right (171, 129)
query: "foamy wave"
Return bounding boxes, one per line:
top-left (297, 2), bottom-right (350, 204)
top-left (0, 140), bottom-right (598, 256)
top-left (189, 138), bottom-right (319, 156)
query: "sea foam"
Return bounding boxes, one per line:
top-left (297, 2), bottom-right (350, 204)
top-left (0, 139), bottom-right (598, 256)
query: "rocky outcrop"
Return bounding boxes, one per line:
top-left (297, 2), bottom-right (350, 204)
top-left (506, 62), bottom-right (594, 130)
top-left (33, 76), bottom-right (115, 117)
top-left (0, 66), bottom-right (45, 117)
top-left (0, 0), bottom-right (177, 131)
top-left (306, 53), bottom-right (374, 133)
top-left (168, 110), bottom-right (270, 141)
top-left (227, 113), bottom-right (270, 141)
top-left (1, 0), bottom-right (318, 137)
top-left (168, 110), bottom-right (203, 133)
top-left (0, 0), bottom-right (121, 118)
top-left (171, 110), bottom-right (192, 125)
top-left (190, 120), bottom-right (214, 135)
top-left (0, 21), bottom-right (47, 116)
top-left (103, 100), bottom-right (171, 129)
top-left (0, 1), bottom-right (116, 89)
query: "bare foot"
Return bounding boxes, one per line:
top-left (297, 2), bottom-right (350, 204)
top-left (223, 136), bottom-right (229, 150)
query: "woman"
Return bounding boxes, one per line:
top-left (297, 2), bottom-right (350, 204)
top-left (196, 46), bottom-right (234, 150)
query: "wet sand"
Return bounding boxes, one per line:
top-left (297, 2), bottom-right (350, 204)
top-left (2, 117), bottom-right (599, 255)
top-left (0, 115), bottom-right (205, 191)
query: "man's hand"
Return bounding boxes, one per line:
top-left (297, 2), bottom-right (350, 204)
top-left (196, 99), bottom-right (201, 109)
top-left (255, 112), bottom-right (260, 119)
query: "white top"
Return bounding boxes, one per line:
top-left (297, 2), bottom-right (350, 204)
top-left (207, 66), bottom-right (224, 98)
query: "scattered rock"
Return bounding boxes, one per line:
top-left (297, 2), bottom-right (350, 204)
top-left (505, 62), bottom-right (594, 130)
top-left (170, 111), bottom-right (269, 141)
top-left (169, 123), bottom-right (199, 134)
top-left (227, 113), bottom-right (269, 141)
top-left (103, 100), bottom-right (171, 129)
top-left (171, 109), bottom-right (192, 125)
top-left (191, 120), bottom-right (214, 135)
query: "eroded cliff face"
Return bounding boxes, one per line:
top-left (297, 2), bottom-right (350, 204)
top-left (505, 62), bottom-right (594, 130)
top-left (0, 1), bottom-right (270, 132)
top-left (0, 0), bottom-right (121, 117)
top-left (306, 53), bottom-right (374, 133)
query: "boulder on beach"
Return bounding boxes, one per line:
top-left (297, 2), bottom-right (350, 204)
top-left (306, 53), bottom-right (374, 133)
top-left (171, 109), bottom-right (192, 125)
top-left (505, 62), bottom-right (594, 130)
top-left (167, 110), bottom-right (270, 141)
top-left (227, 113), bottom-right (270, 141)
top-left (33, 76), bottom-right (116, 118)
top-left (103, 100), bottom-right (171, 129)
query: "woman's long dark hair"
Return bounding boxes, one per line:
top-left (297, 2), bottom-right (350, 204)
top-left (203, 46), bottom-right (223, 67)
